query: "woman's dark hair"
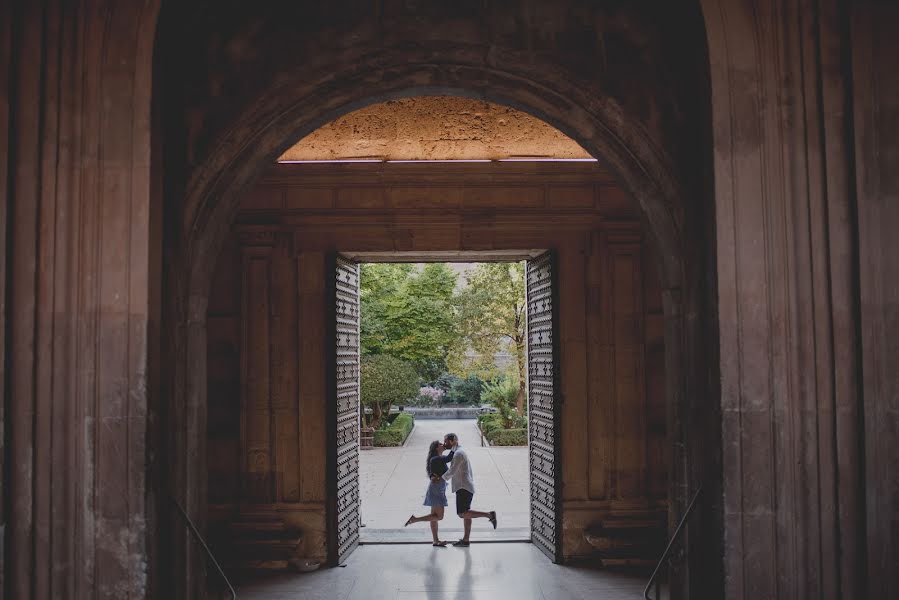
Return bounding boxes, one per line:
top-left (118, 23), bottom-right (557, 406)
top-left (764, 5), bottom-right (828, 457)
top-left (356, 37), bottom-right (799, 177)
top-left (426, 440), bottom-right (441, 477)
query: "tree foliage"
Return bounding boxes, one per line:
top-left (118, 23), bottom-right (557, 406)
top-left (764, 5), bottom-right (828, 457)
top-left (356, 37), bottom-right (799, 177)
top-left (360, 263), bottom-right (460, 381)
top-left (451, 262), bottom-right (528, 412)
top-left (480, 376), bottom-right (520, 429)
top-left (360, 354), bottom-right (419, 428)
top-left (435, 373), bottom-right (484, 405)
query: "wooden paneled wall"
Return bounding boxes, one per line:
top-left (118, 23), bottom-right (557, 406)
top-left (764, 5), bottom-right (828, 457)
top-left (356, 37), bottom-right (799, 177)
top-left (206, 162), bottom-right (666, 560)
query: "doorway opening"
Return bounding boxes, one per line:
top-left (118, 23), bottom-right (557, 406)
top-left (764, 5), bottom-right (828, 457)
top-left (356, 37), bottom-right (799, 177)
top-left (330, 252), bottom-right (561, 563)
top-left (354, 260), bottom-right (534, 546)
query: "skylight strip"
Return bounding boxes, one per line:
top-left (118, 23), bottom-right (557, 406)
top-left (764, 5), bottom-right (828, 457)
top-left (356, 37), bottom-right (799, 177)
top-left (384, 159), bottom-right (492, 163)
top-left (277, 159), bottom-right (383, 164)
top-left (277, 157), bottom-right (598, 164)
top-left (497, 157), bottom-right (598, 162)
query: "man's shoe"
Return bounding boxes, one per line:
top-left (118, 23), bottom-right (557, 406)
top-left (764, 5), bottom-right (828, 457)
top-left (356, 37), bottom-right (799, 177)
top-left (452, 539), bottom-right (470, 547)
top-left (489, 511), bottom-right (497, 529)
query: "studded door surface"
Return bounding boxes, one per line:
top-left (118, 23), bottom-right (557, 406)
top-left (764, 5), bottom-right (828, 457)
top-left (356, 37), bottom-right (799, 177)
top-left (329, 255), bottom-right (361, 564)
top-left (527, 251), bottom-right (562, 562)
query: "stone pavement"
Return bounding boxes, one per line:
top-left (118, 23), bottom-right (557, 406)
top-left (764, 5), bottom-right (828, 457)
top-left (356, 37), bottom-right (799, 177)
top-left (236, 543), bottom-right (648, 600)
top-left (360, 418), bottom-right (529, 542)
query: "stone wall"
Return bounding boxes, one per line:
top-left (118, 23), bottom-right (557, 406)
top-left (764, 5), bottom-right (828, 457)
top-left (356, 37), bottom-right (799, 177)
top-left (205, 161), bottom-right (668, 562)
top-left (401, 408), bottom-right (481, 420)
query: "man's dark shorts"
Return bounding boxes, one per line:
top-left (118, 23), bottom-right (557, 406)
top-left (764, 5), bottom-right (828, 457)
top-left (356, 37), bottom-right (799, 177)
top-left (456, 489), bottom-right (474, 515)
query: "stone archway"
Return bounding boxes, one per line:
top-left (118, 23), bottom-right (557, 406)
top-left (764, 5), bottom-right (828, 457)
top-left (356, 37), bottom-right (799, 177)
top-left (150, 4), bottom-right (723, 597)
top-left (153, 2), bottom-right (895, 597)
top-left (161, 68), bottom-right (713, 600)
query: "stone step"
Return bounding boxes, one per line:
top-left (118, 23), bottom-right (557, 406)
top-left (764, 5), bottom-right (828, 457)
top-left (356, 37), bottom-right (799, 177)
top-left (227, 536), bottom-right (302, 551)
top-left (584, 513), bottom-right (667, 565)
top-left (582, 534), bottom-right (662, 554)
top-left (230, 511), bottom-right (283, 522)
top-left (216, 542), bottom-right (301, 563)
top-left (605, 506), bottom-right (666, 516)
top-left (211, 514), bottom-right (303, 571)
top-left (223, 559), bottom-right (290, 571)
top-left (599, 557), bottom-right (657, 569)
top-left (598, 518), bottom-right (666, 530)
top-left (224, 520), bottom-right (287, 534)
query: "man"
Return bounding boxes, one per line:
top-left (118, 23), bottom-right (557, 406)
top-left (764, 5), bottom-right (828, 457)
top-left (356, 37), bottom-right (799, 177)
top-left (433, 432), bottom-right (497, 546)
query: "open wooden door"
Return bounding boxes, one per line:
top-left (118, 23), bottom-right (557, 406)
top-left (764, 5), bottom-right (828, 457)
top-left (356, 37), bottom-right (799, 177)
top-left (526, 250), bottom-right (563, 563)
top-left (327, 254), bottom-right (361, 565)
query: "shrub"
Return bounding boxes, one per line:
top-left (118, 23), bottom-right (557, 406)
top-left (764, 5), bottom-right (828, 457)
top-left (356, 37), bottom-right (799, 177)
top-left (432, 373), bottom-right (484, 405)
top-left (486, 428), bottom-right (527, 446)
top-left (361, 355), bottom-right (419, 428)
top-left (373, 412), bottom-right (415, 446)
top-left (433, 372), bottom-right (459, 394)
top-left (449, 374), bottom-right (484, 405)
top-left (477, 413), bottom-right (503, 435)
top-left (480, 376), bottom-right (518, 428)
top-left (373, 429), bottom-right (405, 446)
top-left (416, 385), bottom-right (445, 406)
top-left (392, 412), bottom-right (414, 437)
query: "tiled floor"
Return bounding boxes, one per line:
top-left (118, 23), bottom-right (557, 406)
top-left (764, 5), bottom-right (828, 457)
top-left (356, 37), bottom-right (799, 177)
top-left (360, 419), bottom-right (530, 542)
top-left (235, 542), bottom-right (647, 600)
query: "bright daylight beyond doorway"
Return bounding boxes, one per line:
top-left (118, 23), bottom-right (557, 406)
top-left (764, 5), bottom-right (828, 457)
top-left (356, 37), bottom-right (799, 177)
top-left (358, 261), bottom-right (531, 544)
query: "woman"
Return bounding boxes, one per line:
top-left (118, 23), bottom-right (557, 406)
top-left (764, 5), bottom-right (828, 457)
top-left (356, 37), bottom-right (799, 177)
top-left (404, 440), bottom-right (454, 546)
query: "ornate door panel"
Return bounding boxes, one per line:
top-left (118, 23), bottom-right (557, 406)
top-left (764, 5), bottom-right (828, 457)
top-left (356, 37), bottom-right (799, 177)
top-left (328, 255), bottom-right (361, 564)
top-left (527, 251), bottom-right (562, 562)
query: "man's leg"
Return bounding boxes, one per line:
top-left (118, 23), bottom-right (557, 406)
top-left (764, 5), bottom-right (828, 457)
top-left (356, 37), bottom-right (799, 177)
top-left (454, 490), bottom-right (475, 544)
top-left (460, 510), bottom-right (491, 519)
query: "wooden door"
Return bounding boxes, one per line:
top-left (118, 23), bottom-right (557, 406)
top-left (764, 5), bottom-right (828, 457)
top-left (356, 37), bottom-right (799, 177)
top-left (527, 251), bottom-right (563, 562)
top-left (327, 254), bottom-right (361, 564)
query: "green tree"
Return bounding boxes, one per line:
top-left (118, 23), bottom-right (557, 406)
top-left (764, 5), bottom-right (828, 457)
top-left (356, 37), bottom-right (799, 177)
top-left (449, 374), bottom-right (485, 405)
top-left (360, 355), bottom-right (419, 428)
top-left (360, 263), bottom-right (460, 381)
top-left (451, 262), bottom-right (527, 413)
top-left (360, 263), bottom-right (413, 356)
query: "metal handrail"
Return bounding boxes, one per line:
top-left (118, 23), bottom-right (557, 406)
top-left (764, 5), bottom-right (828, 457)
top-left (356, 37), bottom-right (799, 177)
top-left (644, 484), bottom-right (703, 600)
top-left (171, 497), bottom-right (237, 600)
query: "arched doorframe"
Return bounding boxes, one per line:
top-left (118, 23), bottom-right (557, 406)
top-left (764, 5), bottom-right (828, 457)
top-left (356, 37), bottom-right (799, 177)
top-left (160, 62), bottom-right (717, 598)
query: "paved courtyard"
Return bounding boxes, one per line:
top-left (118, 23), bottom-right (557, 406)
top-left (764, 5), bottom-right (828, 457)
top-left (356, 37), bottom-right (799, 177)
top-left (236, 543), bottom-right (648, 600)
top-left (360, 418), bottom-right (529, 542)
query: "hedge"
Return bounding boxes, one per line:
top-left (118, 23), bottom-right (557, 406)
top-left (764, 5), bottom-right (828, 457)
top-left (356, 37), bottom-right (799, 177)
top-left (478, 413), bottom-right (527, 437)
top-left (392, 413), bottom-right (415, 438)
top-left (373, 429), bottom-right (404, 446)
top-left (373, 412), bottom-right (415, 447)
top-left (486, 428), bottom-right (527, 446)
top-left (477, 413), bottom-right (503, 435)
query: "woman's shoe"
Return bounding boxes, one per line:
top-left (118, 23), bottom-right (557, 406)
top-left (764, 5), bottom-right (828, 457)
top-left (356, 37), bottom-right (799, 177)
top-left (432, 541), bottom-right (448, 547)
top-left (404, 515), bottom-right (414, 527)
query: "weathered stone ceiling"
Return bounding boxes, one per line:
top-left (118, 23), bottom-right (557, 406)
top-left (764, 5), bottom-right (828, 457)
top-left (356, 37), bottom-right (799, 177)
top-left (278, 96), bottom-right (592, 161)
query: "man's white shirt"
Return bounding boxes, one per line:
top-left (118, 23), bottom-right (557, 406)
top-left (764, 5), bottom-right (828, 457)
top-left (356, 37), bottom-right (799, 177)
top-left (442, 446), bottom-right (474, 493)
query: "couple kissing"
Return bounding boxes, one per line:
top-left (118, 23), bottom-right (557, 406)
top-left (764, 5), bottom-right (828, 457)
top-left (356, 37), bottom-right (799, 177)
top-left (403, 432), bottom-right (497, 546)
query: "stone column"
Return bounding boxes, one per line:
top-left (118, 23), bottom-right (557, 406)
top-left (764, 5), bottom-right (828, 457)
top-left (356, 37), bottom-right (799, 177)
top-left (703, 0), bottom-right (874, 597)
top-left (0, 2), bottom-right (159, 598)
top-left (852, 2), bottom-right (899, 597)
